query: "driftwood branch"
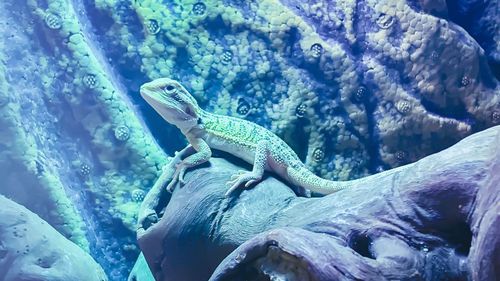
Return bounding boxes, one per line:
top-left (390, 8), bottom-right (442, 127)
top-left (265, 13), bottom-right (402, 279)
top-left (137, 126), bottom-right (500, 281)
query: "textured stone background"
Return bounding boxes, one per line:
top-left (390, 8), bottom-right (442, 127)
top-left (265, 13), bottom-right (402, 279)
top-left (0, 0), bottom-right (498, 280)
top-left (0, 195), bottom-right (107, 281)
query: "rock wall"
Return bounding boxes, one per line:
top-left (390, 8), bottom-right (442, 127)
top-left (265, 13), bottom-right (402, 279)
top-left (0, 195), bottom-right (107, 281)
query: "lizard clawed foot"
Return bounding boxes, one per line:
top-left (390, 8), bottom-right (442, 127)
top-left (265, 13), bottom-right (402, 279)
top-left (166, 178), bottom-right (177, 193)
top-left (225, 170), bottom-right (262, 196)
top-left (166, 163), bottom-right (188, 193)
top-left (137, 208), bottom-right (158, 231)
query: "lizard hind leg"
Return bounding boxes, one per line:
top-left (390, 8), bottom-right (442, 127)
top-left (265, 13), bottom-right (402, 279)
top-left (225, 140), bottom-right (269, 197)
top-left (225, 170), bottom-right (263, 196)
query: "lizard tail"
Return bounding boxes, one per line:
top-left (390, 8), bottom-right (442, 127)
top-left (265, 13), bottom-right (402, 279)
top-left (287, 165), bottom-right (357, 195)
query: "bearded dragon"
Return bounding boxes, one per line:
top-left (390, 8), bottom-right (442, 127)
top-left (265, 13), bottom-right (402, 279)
top-left (140, 78), bottom-right (364, 196)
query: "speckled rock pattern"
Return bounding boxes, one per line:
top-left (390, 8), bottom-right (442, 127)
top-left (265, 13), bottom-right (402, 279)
top-left (0, 195), bottom-right (107, 281)
top-left (93, 0), bottom-right (499, 179)
top-left (0, 0), bottom-right (166, 279)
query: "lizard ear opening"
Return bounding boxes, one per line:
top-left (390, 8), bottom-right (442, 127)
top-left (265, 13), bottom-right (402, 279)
top-left (185, 104), bottom-right (198, 119)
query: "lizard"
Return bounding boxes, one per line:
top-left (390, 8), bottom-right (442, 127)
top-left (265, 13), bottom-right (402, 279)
top-left (140, 78), bottom-right (367, 196)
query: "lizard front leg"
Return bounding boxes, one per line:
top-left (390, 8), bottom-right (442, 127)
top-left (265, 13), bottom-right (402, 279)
top-left (226, 140), bottom-right (269, 196)
top-left (166, 138), bottom-right (212, 191)
top-left (137, 145), bottom-right (195, 236)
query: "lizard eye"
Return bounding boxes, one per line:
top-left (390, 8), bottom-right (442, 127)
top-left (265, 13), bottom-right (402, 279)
top-left (164, 84), bottom-right (175, 93)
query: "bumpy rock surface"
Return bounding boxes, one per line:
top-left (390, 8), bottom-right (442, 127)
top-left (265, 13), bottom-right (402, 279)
top-left (138, 126), bottom-right (500, 281)
top-left (0, 0), bottom-right (165, 278)
top-left (0, 195), bottom-right (107, 281)
top-left (94, 0), bottom-right (500, 179)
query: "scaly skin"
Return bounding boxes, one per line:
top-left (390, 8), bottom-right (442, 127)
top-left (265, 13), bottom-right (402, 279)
top-left (140, 78), bottom-right (368, 196)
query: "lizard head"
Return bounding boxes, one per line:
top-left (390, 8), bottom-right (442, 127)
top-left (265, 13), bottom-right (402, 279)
top-left (140, 78), bottom-right (201, 132)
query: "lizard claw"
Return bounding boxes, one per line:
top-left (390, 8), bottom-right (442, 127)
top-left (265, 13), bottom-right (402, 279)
top-left (177, 165), bottom-right (187, 185)
top-left (166, 164), bottom-right (185, 192)
top-left (137, 208), bottom-right (158, 231)
top-left (229, 170), bottom-right (246, 180)
top-left (245, 179), bottom-right (260, 188)
top-left (166, 161), bottom-right (192, 192)
top-left (166, 178), bottom-right (177, 193)
top-left (226, 170), bottom-right (247, 188)
top-left (225, 171), bottom-right (262, 197)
